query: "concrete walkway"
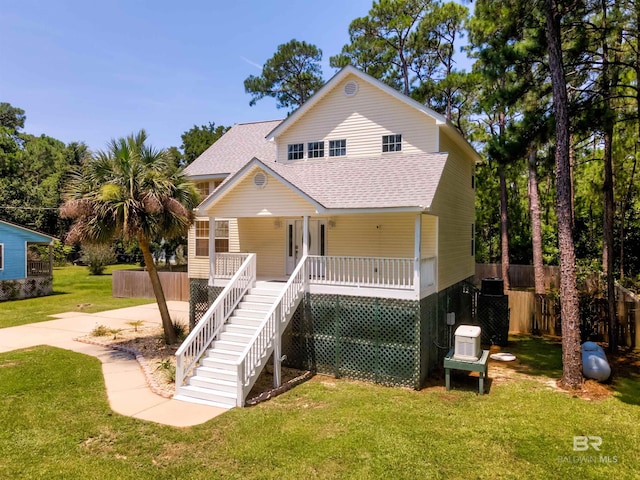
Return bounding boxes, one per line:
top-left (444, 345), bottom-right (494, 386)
top-left (0, 301), bottom-right (227, 427)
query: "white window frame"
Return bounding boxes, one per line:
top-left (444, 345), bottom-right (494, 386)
top-left (0, 243), bottom-right (3, 270)
top-left (214, 220), bottom-right (229, 253)
top-left (195, 220), bottom-right (209, 257)
top-left (307, 141), bottom-right (324, 158)
top-left (195, 181), bottom-right (210, 198)
top-left (288, 143), bottom-right (304, 160)
top-left (329, 139), bottom-right (346, 157)
top-left (382, 134), bottom-right (402, 152)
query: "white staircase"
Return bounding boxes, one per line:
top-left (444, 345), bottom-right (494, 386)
top-left (174, 282), bottom-right (288, 408)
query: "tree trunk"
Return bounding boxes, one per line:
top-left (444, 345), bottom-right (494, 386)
top-left (499, 163), bottom-right (510, 293)
top-left (139, 235), bottom-right (177, 345)
top-left (528, 147), bottom-right (546, 295)
top-left (545, 0), bottom-right (582, 389)
top-left (601, 0), bottom-right (618, 353)
top-left (603, 128), bottom-right (617, 352)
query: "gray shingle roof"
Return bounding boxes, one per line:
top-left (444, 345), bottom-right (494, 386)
top-left (182, 119), bottom-right (282, 177)
top-left (262, 153), bottom-right (448, 210)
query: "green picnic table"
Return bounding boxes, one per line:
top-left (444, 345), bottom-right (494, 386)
top-left (444, 348), bottom-right (490, 394)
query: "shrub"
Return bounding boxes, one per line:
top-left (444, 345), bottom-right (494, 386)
top-left (91, 324), bottom-right (109, 336)
top-left (80, 244), bottom-right (117, 275)
top-left (161, 319), bottom-right (188, 344)
top-left (156, 359), bottom-right (176, 383)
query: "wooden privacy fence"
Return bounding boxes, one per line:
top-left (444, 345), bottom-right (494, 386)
top-left (475, 263), bottom-right (560, 291)
top-left (112, 270), bottom-right (189, 301)
top-left (506, 285), bottom-right (639, 349)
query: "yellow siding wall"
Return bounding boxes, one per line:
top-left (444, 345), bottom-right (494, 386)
top-left (328, 213), bottom-right (416, 258)
top-left (188, 217), bottom-right (240, 279)
top-left (431, 130), bottom-right (476, 289)
top-left (206, 167), bottom-right (317, 218)
top-left (237, 218), bottom-right (286, 278)
top-left (276, 74), bottom-right (438, 162)
top-left (421, 214), bottom-right (437, 258)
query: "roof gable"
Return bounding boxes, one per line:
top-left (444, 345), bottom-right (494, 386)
top-left (0, 220), bottom-right (57, 243)
top-left (267, 66), bottom-right (446, 141)
top-left (183, 119), bottom-right (282, 178)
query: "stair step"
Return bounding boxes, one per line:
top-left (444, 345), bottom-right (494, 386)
top-left (244, 294), bottom-right (278, 304)
top-left (201, 356), bottom-right (236, 370)
top-left (249, 288), bottom-right (282, 297)
top-left (194, 365), bottom-right (236, 382)
top-left (228, 315), bottom-right (264, 326)
top-left (222, 323), bottom-right (260, 335)
top-left (210, 339), bottom-right (246, 352)
top-left (188, 375), bottom-right (237, 393)
top-left (207, 349), bottom-right (241, 362)
top-left (238, 301), bottom-right (273, 311)
top-left (218, 331), bottom-right (254, 344)
top-left (175, 385), bottom-right (236, 408)
top-left (232, 308), bottom-right (267, 319)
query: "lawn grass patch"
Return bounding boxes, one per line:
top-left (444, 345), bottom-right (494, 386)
top-left (0, 265), bottom-right (151, 328)
top-left (0, 341), bottom-right (638, 479)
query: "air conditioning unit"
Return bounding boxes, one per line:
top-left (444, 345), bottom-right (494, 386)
top-left (453, 325), bottom-right (481, 361)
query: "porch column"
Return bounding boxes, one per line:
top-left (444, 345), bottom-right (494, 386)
top-left (414, 213), bottom-right (422, 297)
top-left (208, 216), bottom-right (216, 286)
top-left (48, 243), bottom-right (53, 277)
top-left (302, 215), bottom-right (309, 257)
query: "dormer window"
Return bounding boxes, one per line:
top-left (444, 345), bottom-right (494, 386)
top-left (329, 139), bottom-right (346, 157)
top-left (308, 141), bottom-right (324, 158)
top-left (195, 181), bottom-right (210, 197)
top-left (382, 134), bottom-right (402, 152)
top-left (288, 143), bottom-right (304, 160)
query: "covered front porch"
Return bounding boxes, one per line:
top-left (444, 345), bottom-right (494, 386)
top-left (203, 212), bottom-right (439, 301)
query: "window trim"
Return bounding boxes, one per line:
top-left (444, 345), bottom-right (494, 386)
top-left (471, 224), bottom-right (475, 257)
top-left (329, 139), bottom-right (346, 157)
top-left (382, 134), bottom-right (402, 153)
top-left (194, 220), bottom-right (209, 257)
top-left (195, 181), bottom-right (210, 198)
top-left (214, 220), bottom-right (229, 253)
top-left (0, 243), bottom-right (4, 270)
top-left (307, 141), bottom-right (324, 159)
top-left (287, 143), bottom-right (304, 160)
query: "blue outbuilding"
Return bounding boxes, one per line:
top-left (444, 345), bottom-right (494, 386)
top-left (0, 220), bottom-right (57, 300)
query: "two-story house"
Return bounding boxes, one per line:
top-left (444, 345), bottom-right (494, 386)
top-left (176, 66), bottom-right (480, 409)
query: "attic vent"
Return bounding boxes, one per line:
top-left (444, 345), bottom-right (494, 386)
top-left (253, 171), bottom-right (267, 189)
top-left (344, 80), bottom-right (359, 97)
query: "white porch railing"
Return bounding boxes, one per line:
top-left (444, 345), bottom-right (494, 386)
top-left (236, 255), bottom-right (308, 406)
top-left (308, 255), bottom-right (414, 290)
top-left (215, 253), bottom-right (251, 278)
top-left (175, 253), bottom-right (256, 388)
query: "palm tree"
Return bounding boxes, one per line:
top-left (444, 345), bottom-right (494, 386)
top-left (61, 130), bottom-right (199, 344)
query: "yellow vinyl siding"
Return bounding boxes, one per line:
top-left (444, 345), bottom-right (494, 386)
top-left (205, 168), bottom-right (317, 218)
top-left (277, 74), bottom-right (438, 162)
top-left (421, 214), bottom-right (437, 258)
top-left (237, 218), bottom-right (285, 278)
top-left (328, 213), bottom-right (415, 258)
top-left (188, 217), bottom-right (240, 279)
top-left (431, 130), bottom-right (476, 289)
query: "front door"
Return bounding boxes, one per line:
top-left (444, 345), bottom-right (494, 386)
top-left (286, 219), bottom-right (326, 275)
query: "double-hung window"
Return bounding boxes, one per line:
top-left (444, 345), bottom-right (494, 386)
top-left (329, 139), bottom-right (346, 157)
top-left (382, 134), bottom-right (402, 152)
top-left (308, 141), bottom-right (324, 158)
top-left (195, 181), bottom-right (210, 198)
top-left (288, 143), bottom-right (304, 160)
top-left (195, 220), bottom-right (209, 257)
top-left (195, 220), bottom-right (230, 256)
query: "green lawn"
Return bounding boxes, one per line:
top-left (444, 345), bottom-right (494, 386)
top-left (0, 265), bottom-right (153, 328)
top-left (0, 336), bottom-right (638, 479)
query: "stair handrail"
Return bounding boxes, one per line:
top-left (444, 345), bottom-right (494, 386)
top-left (235, 255), bottom-right (308, 406)
top-left (175, 253), bottom-right (257, 389)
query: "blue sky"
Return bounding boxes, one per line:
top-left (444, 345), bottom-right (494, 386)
top-left (1, 0), bottom-right (471, 153)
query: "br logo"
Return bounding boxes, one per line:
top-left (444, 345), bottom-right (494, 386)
top-left (573, 436), bottom-right (602, 451)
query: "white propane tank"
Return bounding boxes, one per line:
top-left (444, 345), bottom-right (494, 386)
top-left (581, 341), bottom-right (611, 382)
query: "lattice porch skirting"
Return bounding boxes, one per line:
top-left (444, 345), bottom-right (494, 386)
top-left (283, 277), bottom-right (474, 389)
